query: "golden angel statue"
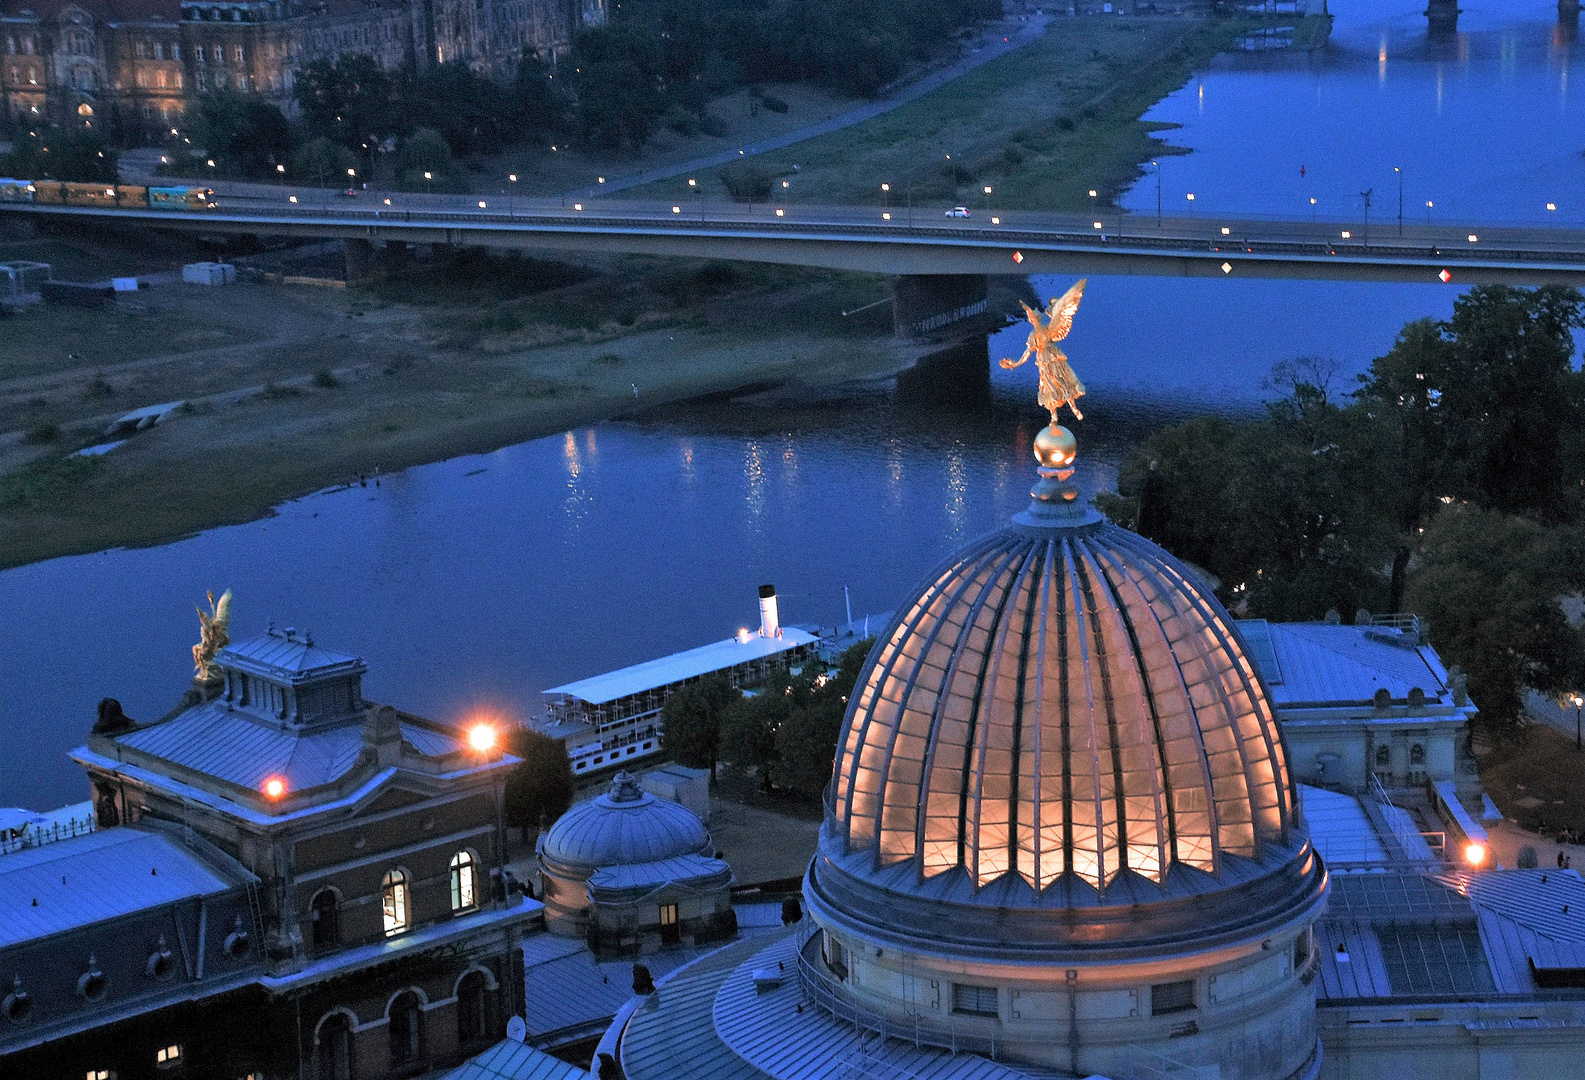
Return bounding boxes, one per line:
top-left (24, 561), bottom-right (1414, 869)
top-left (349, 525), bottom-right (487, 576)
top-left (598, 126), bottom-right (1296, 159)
top-left (193, 588), bottom-right (232, 683)
top-left (999, 278), bottom-right (1087, 422)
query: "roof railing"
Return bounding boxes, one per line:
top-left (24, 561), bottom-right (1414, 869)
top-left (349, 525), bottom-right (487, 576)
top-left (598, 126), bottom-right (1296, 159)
top-left (0, 811), bottom-right (96, 856)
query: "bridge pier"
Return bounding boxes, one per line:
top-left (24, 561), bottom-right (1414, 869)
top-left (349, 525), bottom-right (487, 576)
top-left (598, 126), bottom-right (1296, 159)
top-left (1426, 0), bottom-right (1459, 37)
top-left (892, 274), bottom-right (988, 338)
top-left (1561, 0), bottom-right (1580, 38)
top-left (342, 238), bottom-right (374, 281)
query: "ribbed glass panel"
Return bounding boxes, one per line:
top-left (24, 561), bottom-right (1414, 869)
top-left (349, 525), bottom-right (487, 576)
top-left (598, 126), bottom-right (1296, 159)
top-left (829, 522), bottom-right (1297, 898)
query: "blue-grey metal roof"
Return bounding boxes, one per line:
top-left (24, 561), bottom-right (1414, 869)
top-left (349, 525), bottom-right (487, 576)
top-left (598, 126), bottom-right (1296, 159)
top-left (114, 705), bottom-right (462, 793)
top-left (1438, 868), bottom-right (1585, 942)
top-left (1239, 622), bottom-right (1448, 707)
top-left (437, 1038), bottom-right (588, 1080)
top-left (117, 706), bottom-right (365, 791)
top-left (541, 787), bottom-right (709, 872)
top-left (0, 827), bottom-right (243, 947)
top-left (1302, 786), bottom-right (1389, 865)
top-left (520, 932), bottom-right (711, 1039)
top-left (218, 630), bottom-right (365, 683)
top-left (710, 933), bottom-right (1046, 1080)
top-left (588, 853), bottom-right (730, 893)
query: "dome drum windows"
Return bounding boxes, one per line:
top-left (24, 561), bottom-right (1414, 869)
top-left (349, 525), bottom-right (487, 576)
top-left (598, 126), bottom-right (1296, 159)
top-left (951, 982), bottom-right (999, 1018)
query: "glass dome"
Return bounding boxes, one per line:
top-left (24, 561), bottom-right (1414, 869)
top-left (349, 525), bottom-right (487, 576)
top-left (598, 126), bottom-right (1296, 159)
top-left (830, 511), bottom-right (1297, 901)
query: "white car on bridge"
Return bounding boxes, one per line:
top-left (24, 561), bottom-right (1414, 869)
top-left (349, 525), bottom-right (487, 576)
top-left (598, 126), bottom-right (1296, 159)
top-left (945, 206), bottom-right (970, 218)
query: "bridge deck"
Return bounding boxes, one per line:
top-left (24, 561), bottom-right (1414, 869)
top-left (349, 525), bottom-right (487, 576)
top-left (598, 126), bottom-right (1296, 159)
top-left (9, 196), bottom-right (1585, 285)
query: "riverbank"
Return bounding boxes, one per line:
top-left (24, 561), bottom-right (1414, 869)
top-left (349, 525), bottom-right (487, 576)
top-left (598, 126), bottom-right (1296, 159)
top-left (0, 240), bottom-right (923, 570)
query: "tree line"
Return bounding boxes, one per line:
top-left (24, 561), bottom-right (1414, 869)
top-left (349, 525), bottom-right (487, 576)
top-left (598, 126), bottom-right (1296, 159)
top-left (3, 0), bottom-right (995, 183)
top-left (1097, 285), bottom-right (1585, 735)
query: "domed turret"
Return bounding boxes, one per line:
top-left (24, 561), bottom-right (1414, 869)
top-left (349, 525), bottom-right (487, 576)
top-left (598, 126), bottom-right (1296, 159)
top-left (540, 772), bottom-right (714, 936)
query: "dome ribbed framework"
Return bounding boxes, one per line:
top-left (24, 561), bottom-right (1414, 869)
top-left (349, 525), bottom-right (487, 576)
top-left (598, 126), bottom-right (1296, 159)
top-left (832, 522), bottom-right (1295, 895)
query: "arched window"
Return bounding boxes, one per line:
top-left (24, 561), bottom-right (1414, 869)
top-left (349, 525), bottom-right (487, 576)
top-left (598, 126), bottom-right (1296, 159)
top-left (311, 889), bottom-right (339, 949)
top-left (1375, 745), bottom-right (1391, 767)
top-left (381, 869), bottom-right (409, 936)
top-left (315, 1012), bottom-right (352, 1080)
top-left (456, 971), bottom-right (489, 1043)
top-left (389, 990), bottom-right (422, 1063)
top-left (450, 851), bottom-right (477, 912)
top-left (1410, 744), bottom-right (1426, 766)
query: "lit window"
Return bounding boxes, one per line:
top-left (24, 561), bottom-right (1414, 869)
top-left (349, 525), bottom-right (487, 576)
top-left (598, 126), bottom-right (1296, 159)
top-left (449, 851), bottom-right (476, 912)
top-left (951, 982), bottom-right (998, 1017)
top-left (382, 869), bottom-right (409, 935)
top-left (156, 1043), bottom-right (183, 1066)
top-left (87, 1071), bottom-right (114, 1080)
top-left (658, 903), bottom-right (678, 926)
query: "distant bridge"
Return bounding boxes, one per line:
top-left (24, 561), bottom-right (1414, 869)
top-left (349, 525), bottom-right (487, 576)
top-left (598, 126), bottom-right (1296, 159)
top-left (10, 194), bottom-right (1585, 288)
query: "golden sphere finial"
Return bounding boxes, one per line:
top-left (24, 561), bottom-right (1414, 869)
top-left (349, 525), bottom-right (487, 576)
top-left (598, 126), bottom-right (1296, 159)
top-left (1033, 424), bottom-right (1076, 469)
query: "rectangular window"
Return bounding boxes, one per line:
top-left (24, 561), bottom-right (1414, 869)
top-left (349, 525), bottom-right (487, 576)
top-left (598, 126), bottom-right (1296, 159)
top-left (87, 1070), bottom-right (114, 1080)
top-left (1151, 979), bottom-right (1196, 1016)
top-left (156, 1043), bottom-right (183, 1066)
top-left (658, 903), bottom-right (678, 926)
top-left (1294, 929), bottom-right (1311, 970)
top-left (156, 69), bottom-right (166, 88)
top-left (154, 41), bottom-right (164, 59)
top-left (172, 43), bottom-right (180, 60)
top-left (951, 982), bottom-right (998, 1017)
top-left (822, 930), bottom-right (848, 979)
top-left (233, 44), bottom-right (244, 63)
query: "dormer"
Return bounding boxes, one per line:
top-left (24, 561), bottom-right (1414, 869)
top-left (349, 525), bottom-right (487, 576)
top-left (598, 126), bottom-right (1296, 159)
top-left (216, 626), bottom-right (367, 729)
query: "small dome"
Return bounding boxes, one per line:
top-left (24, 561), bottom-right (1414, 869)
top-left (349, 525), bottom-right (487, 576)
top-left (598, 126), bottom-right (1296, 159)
top-left (542, 772), bottom-right (710, 872)
top-left (829, 508), bottom-right (1299, 904)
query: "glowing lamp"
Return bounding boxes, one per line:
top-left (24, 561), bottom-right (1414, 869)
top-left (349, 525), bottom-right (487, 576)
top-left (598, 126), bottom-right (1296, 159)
top-left (467, 724), bottom-right (496, 753)
top-left (262, 777), bottom-right (286, 800)
top-left (882, 212), bottom-right (891, 220)
top-left (575, 203), bottom-right (583, 211)
top-left (672, 206), bottom-right (681, 214)
top-left (1221, 226), bottom-right (1230, 235)
top-left (1341, 230), bottom-right (1351, 239)
top-left (478, 201), bottom-right (487, 209)
top-left (1463, 841), bottom-right (1487, 867)
top-left (775, 208), bottom-right (785, 217)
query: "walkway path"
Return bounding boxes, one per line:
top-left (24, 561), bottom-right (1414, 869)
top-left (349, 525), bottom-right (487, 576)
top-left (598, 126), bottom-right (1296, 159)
top-left (568, 15), bottom-right (1051, 199)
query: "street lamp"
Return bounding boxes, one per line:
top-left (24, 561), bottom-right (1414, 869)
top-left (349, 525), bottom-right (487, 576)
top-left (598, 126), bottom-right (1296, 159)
top-left (1185, 192), bottom-right (1195, 217)
top-left (508, 173), bottom-right (517, 218)
top-left (423, 170), bottom-right (433, 194)
top-left (688, 177), bottom-right (702, 221)
top-left (1426, 199), bottom-right (1433, 225)
top-left (1149, 160), bottom-right (1161, 226)
top-left (1310, 196), bottom-right (1317, 222)
top-left (1572, 694), bottom-right (1583, 750)
top-left (1394, 166), bottom-right (1403, 235)
top-left (1359, 188), bottom-right (1373, 246)
top-left (983, 185), bottom-right (993, 213)
top-left (881, 182), bottom-right (889, 210)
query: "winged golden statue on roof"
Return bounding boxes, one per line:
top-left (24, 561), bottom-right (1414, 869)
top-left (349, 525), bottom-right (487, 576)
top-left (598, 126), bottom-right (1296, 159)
top-left (193, 588), bottom-right (232, 683)
top-left (1000, 278), bottom-right (1087, 422)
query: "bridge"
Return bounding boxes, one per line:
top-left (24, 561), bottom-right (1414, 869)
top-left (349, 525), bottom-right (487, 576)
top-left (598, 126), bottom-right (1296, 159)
top-left (11, 191), bottom-right (1585, 337)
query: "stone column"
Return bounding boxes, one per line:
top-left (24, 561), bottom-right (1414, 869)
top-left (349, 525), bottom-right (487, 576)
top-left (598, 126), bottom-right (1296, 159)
top-left (343, 238), bottom-right (374, 281)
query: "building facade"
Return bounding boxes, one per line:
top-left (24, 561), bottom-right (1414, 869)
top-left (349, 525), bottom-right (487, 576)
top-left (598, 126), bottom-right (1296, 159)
top-left (1, 0), bottom-right (593, 140)
top-left (0, 624), bottom-right (539, 1080)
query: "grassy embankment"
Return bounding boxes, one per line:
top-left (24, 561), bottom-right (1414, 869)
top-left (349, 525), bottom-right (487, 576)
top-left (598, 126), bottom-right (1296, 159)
top-left (632, 16), bottom-right (1279, 211)
top-left (0, 14), bottom-right (1275, 570)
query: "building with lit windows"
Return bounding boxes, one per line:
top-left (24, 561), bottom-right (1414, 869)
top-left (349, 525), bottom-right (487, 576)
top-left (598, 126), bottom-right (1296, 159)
top-left (0, 624), bottom-right (539, 1080)
top-left (1, 0), bottom-right (593, 140)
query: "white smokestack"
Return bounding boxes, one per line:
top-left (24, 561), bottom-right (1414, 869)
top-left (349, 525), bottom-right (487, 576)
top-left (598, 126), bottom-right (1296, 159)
top-left (758, 584), bottom-right (779, 639)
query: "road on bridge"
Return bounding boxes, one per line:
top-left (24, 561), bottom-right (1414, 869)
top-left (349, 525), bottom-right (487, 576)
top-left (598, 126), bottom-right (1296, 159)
top-left (11, 186), bottom-right (1585, 286)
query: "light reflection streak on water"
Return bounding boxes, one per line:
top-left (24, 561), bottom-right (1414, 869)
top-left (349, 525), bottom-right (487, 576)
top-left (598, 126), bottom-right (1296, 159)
top-left (679, 439), bottom-right (695, 488)
top-left (1379, 37), bottom-right (1388, 86)
top-left (744, 440), bottom-right (766, 530)
top-left (563, 430), bottom-right (588, 534)
top-left (782, 441), bottom-right (798, 490)
top-left (945, 445), bottom-right (967, 542)
top-left (886, 438), bottom-right (903, 509)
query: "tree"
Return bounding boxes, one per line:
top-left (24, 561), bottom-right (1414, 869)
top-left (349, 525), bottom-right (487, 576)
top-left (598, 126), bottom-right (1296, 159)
top-left (771, 639), bottom-right (873, 797)
top-left (570, 25), bottom-right (668, 149)
top-left (294, 55), bottom-right (397, 150)
top-left (515, 53), bottom-right (567, 140)
top-left (291, 137), bottom-right (359, 188)
top-left (190, 90), bottom-right (295, 179)
top-left (404, 62), bottom-right (521, 157)
top-left (661, 675), bottom-right (737, 778)
top-left (503, 727), bottom-right (575, 840)
top-left (720, 671), bottom-right (789, 789)
top-left (1404, 506), bottom-right (1585, 736)
top-left (394, 126), bottom-right (465, 192)
top-left (0, 129), bottom-right (118, 182)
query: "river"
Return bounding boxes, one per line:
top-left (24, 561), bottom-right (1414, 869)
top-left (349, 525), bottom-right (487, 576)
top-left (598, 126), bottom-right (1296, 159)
top-left (2, 0), bottom-right (1581, 809)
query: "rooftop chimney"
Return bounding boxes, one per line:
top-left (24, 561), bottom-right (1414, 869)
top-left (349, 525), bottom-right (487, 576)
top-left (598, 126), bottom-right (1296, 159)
top-left (758, 585), bottom-right (779, 639)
